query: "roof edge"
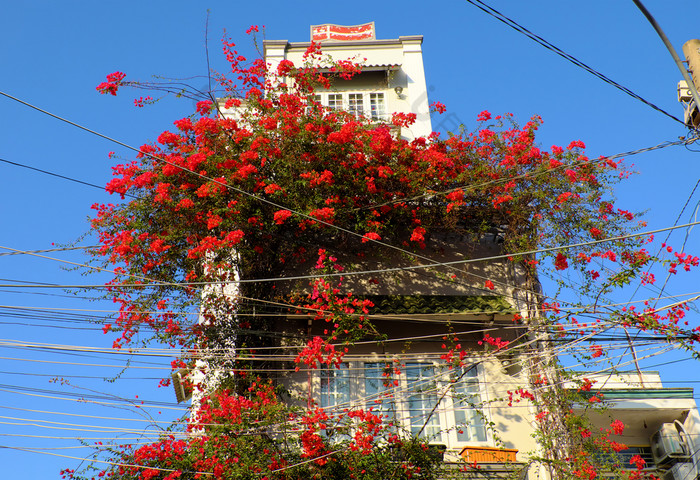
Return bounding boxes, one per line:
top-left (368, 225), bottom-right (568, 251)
top-left (586, 388), bottom-right (694, 400)
top-left (263, 36), bottom-right (423, 51)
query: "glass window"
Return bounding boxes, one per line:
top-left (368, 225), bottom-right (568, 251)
top-left (348, 93), bottom-right (364, 118)
top-left (597, 446), bottom-right (653, 470)
top-left (364, 362), bottom-right (398, 427)
top-left (313, 361), bottom-right (486, 446)
top-left (452, 365), bottom-right (487, 442)
top-left (405, 363), bottom-right (441, 439)
top-left (369, 93), bottom-right (386, 121)
top-left (320, 363), bottom-right (350, 409)
top-left (327, 94), bottom-right (343, 111)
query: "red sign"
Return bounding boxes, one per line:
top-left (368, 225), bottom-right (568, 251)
top-left (311, 23), bottom-right (375, 42)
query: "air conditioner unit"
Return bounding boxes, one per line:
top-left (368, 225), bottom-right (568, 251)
top-left (662, 462), bottom-right (696, 480)
top-left (651, 423), bottom-right (690, 467)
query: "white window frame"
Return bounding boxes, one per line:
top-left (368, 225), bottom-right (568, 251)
top-left (369, 93), bottom-right (387, 122)
top-left (313, 359), bottom-right (491, 448)
top-left (314, 91), bottom-right (389, 122)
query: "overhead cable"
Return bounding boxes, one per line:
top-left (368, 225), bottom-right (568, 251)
top-left (464, 0), bottom-right (685, 124)
top-left (1, 220), bottom-right (698, 290)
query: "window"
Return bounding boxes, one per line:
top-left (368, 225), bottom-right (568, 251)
top-left (596, 446), bottom-right (654, 470)
top-left (314, 92), bottom-right (388, 122)
top-left (327, 93), bottom-right (343, 111)
top-left (319, 363), bottom-right (350, 409)
top-left (617, 446), bottom-right (653, 467)
top-left (314, 360), bottom-right (488, 446)
top-left (369, 93), bottom-right (386, 121)
top-left (319, 364), bottom-right (352, 442)
top-left (405, 363), bottom-right (441, 439)
top-left (452, 365), bottom-right (487, 442)
top-left (348, 93), bottom-right (364, 118)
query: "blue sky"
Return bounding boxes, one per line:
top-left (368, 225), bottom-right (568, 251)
top-left (1, 1), bottom-right (699, 477)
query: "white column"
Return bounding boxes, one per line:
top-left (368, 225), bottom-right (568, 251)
top-left (400, 36), bottom-right (432, 139)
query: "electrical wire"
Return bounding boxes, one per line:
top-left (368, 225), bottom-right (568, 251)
top-left (0, 445), bottom-right (210, 476)
top-left (2, 219), bottom-right (699, 292)
top-left (0, 157), bottom-right (111, 192)
top-left (2, 87), bottom-right (693, 313)
top-left (0, 386), bottom-right (186, 411)
top-left (463, 0), bottom-right (685, 125)
top-left (0, 245), bottom-right (98, 257)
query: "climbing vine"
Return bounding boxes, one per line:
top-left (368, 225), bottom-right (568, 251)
top-left (67, 29), bottom-right (700, 480)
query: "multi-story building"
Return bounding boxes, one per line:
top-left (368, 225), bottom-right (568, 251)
top-left (182, 23), bottom-right (700, 480)
top-left (572, 371), bottom-right (700, 480)
top-left (254, 22), bottom-right (539, 476)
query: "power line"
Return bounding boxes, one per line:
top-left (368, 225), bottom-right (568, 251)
top-left (0, 157), bottom-right (111, 193)
top-left (464, 0), bottom-right (685, 125)
top-left (0, 405), bottom-right (182, 426)
top-left (0, 245), bottom-right (97, 257)
top-left (4, 281), bottom-right (700, 323)
top-left (1, 219), bottom-right (698, 289)
top-left (0, 445), bottom-right (210, 477)
top-left (3, 88), bottom-right (691, 311)
top-left (0, 385), bottom-right (184, 410)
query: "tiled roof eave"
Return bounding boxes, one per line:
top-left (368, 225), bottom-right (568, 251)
top-left (364, 295), bottom-right (515, 316)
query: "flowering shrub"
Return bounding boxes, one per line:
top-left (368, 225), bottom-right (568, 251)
top-left (75, 30), bottom-right (700, 480)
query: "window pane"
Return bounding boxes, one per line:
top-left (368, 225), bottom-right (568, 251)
top-left (452, 365), bottom-right (487, 442)
top-left (348, 93), bottom-right (364, 118)
top-left (364, 363), bottom-right (397, 427)
top-left (328, 94), bottom-right (343, 110)
top-left (369, 93), bottom-right (386, 121)
top-left (320, 363), bottom-right (350, 408)
top-left (405, 363), bottom-right (441, 440)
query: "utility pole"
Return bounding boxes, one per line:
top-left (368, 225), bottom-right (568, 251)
top-left (631, 0), bottom-right (700, 129)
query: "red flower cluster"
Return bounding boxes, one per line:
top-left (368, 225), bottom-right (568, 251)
top-left (96, 71), bottom-right (126, 95)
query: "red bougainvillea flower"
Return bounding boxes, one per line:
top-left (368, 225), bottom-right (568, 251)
top-left (477, 110), bottom-right (491, 121)
top-left (362, 232), bottom-right (381, 243)
top-left (611, 419), bottom-right (625, 435)
top-left (554, 253), bottom-right (569, 270)
top-left (96, 71), bottom-right (126, 96)
top-left (430, 101), bottom-right (446, 114)
top-left (273, 209), bottom-right (293, 225)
